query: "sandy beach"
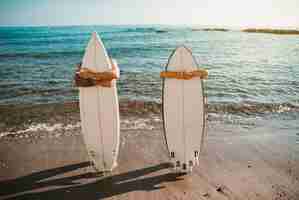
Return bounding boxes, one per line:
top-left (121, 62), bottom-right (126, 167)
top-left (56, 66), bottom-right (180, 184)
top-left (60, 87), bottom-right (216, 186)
top-left (0, 102), bottom-right (298, 200)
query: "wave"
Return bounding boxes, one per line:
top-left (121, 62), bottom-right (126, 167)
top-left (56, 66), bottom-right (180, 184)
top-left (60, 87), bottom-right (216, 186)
top-left (113, 27), bottom-right (171, 34)
top-left (0, 46), bottom-right (155, 59)
top-left (0, 122), bottom-right (81, 139)
top-left (1, 94), bottom-right (298, 116)
top-left (0, 100), bottom-right (297, 139)
top-left (0, 50), bottom-right (84, 59)
top-left (0, 118), bottom-right (160, 139)
top-left (122, 27), bottom-right (157, 33)
top-left (0, 30), bottom-right (89, 40)
top-left (207, 102), bottom-right (299, 115)
top-left (118, 100), bottom-right (299, 115)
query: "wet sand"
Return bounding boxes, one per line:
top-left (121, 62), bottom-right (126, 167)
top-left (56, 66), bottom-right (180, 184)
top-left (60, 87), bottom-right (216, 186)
top-left (0, 103), bottom-right (299, 200)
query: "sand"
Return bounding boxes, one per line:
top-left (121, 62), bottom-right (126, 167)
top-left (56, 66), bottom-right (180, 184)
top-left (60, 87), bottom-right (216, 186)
top-left (0, 103), bottom-right (299, 200)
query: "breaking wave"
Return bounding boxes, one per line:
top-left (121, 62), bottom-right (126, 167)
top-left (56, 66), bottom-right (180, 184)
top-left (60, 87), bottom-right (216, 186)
top-left (0, 117), bottom-right (161, 140)
top-left (119, 100), bottom-right (299, 115)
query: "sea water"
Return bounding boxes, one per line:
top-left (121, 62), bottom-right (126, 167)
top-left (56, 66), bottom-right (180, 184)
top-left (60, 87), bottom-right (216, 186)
top-left (0, 25), bottom-right (298, 121)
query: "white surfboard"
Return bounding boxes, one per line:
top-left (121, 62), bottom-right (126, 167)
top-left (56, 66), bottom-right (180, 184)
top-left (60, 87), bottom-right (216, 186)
top-left (162, 46), bottom-right (206, 172)
top-left (79, 32), bottom-right (120, 172)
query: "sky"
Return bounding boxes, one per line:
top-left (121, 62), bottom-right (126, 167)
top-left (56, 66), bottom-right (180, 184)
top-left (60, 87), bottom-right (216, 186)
top-left (0, 0), bottom-right (298, 27)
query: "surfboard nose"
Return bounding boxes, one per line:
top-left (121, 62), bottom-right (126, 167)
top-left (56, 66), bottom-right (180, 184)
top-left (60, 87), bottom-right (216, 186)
top-left (92, 31), bottom-right (98, 38)
top-left (175, 46), bottom-right (190, 55)
top-left (92, 31), bottom-right (104, 43)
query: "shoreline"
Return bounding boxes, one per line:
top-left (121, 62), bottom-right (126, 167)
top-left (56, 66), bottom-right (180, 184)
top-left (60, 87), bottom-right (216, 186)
top-left (1, 100), bottom-right (298, 132)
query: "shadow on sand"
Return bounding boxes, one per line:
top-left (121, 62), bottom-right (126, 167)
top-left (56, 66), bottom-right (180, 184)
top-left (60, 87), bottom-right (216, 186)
top-left (0, 162), bottom-right (185, 199)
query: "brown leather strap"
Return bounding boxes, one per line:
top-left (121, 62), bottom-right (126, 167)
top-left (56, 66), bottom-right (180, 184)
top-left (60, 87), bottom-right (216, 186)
top-left (78, 68), bottom-right (118, 81)
top-left (160, 69), bottom-right (208, 80)
top-left (76, 68), bottom-right (118, 87)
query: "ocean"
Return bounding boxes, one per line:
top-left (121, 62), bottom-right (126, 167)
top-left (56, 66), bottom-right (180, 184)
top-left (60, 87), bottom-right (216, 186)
top-left (0, 25), bottom-right (299, 124)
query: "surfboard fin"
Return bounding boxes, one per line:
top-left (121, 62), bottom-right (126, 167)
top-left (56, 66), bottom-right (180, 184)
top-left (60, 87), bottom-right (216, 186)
top-left (189, 160), bottom-right (193, 166)
top-left (90, 161), bottom-right (103, 175)
top-left (176, 161), bottom-right (180, 167)
top-left (182, 163), bottom-right (187, 170)
top-left (170, 151), bottom-right (175, 158)
top-left (188, 161), bottom-right (194, 172)
top-left (194, 150), bottom-right (199, 165)
top-left (173, 160), bottom-right (180, 171)
top-left (170, 152), bottom-right (176, 170)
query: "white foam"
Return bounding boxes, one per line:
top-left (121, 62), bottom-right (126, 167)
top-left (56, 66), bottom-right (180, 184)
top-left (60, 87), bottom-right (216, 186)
top-left (0, 117), bottom-right (160, 139)
top-left (120, 118), bottom-right (155, 130)
top-left (277, 105), bottom-right (291, 113)
top-left (0, 122), bottom-right (81, 139)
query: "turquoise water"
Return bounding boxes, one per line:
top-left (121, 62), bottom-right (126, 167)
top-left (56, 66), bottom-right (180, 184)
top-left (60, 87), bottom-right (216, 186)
top-left (0, 25), bottom-right (299, 117)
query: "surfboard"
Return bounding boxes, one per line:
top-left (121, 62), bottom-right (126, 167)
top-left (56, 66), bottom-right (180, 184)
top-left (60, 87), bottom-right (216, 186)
top-left (79, 32), bottom-right (120, 172)
top-left (162, 46), bottom-right (206, 172)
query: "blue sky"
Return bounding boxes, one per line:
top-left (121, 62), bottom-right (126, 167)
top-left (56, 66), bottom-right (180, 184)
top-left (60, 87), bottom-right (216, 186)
top-left (0, 0), bottom-right (298, 27)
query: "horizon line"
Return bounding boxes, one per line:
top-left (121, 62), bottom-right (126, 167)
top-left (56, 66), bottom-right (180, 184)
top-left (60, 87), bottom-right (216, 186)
top-left (0, 24), bottom-right (298, 29)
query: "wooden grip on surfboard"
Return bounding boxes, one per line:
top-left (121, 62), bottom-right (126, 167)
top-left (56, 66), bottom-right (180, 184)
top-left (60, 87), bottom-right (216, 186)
top-left (79, 68), bottom-right (118, 81)
top-left (160, 69), bottom-right (208, 80)
top-left (75, 59), bottom-right (120, 88)
top-left (76, 68), bottom-right (118, 87)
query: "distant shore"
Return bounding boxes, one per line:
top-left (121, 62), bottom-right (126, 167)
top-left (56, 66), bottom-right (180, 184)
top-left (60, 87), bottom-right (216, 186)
top-left (192, 28), bottom-right (229, 32)
top-left (243, 28), bottom-right (299, 35)
top-left (191, 27), bottom-right (299, 35)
